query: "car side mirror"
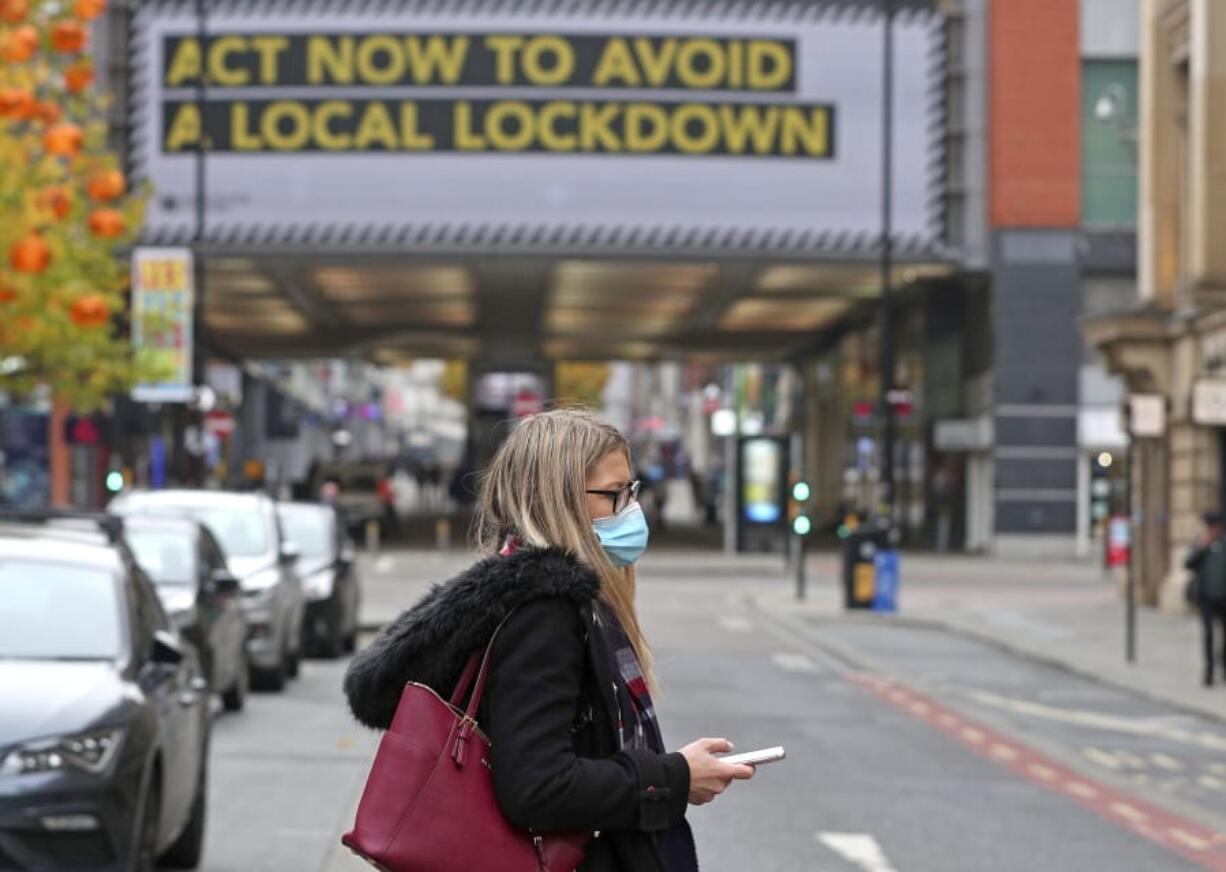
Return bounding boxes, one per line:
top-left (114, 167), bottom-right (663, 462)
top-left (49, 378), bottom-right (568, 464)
top-left (339, 544), bottom-right (355, 567)
top-left (151, 630), bottom-right (184, 666)
top-left (209, 568), bottom-right (241, 596)
top-left (280, 541), bottom-right (301, 565)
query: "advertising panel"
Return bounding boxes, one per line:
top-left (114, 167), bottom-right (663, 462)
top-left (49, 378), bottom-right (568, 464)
top-left (131, 247), bottom-right (195, 403)
top-left (130, 1), bottom-right (943, 255)
top-left (740, 436), bottom-right (784, 525)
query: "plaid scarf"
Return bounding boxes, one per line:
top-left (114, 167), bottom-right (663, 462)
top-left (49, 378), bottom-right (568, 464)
top-left (594, 603), bottom-right (663, 753)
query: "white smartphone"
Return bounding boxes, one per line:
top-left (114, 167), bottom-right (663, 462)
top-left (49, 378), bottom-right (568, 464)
top-left (720, 746), bottom-right (786, 767)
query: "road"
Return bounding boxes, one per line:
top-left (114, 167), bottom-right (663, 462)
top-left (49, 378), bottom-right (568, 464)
top-left (196, 549), bottom-right (1226, 872)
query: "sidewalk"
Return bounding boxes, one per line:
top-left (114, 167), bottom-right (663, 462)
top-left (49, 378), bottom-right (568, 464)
top-left (354, 546), bottom-right (1226, 724)
top-left (759, 551), bottom-right (1226, 725)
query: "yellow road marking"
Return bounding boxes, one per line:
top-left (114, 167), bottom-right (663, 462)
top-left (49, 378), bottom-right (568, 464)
top-left (1064, 781), bottom-right (1099, 800)
top-left (1168, 829), bottom-right (1211, 851)
top-left (1028, 764), bottom-right (1057, 781)
top-left (1109, 802), bottom-right (1148, 823)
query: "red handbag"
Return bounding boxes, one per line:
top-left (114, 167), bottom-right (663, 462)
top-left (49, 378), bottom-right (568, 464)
top-left (342, 614), bottom-right (590, 871)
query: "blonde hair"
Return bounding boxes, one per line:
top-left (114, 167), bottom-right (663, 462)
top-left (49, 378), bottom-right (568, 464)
top-left (474, 408), bottom-right (654, 688)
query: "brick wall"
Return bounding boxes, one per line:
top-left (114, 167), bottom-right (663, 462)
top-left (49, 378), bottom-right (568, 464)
top-left (989, 0), bottom-right (1081, 228)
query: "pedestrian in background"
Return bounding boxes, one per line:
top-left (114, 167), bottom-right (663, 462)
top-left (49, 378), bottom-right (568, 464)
top-left (344, 408), bottom-right (754, 871)
top-left (1184, 511), bottom-right (1226, 687)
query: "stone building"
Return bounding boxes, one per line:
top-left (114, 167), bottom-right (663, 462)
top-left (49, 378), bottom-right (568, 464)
top-left (1086, 0), bottom-right (1226, 605)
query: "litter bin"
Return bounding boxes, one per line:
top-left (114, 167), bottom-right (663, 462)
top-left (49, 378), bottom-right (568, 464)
top-left (841, 520), bottom-right (900, 610)
top-left (842, 525), bottom-right (887, 609)
top-left (872, 549), bottom-right (900, 613)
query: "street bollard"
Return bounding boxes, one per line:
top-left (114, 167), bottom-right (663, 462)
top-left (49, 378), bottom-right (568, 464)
top-left (435, 518), bottom-right (451, 551)
top-left (365, 519), bottom-right (380, 554)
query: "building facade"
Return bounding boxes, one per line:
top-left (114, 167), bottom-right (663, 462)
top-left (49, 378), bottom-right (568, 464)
top-left (1087, 0), bottom-right (1226, 605)
top-left (805, 0), bottom-right (1140, 556)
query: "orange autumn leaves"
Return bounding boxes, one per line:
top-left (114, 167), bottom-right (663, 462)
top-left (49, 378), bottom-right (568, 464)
top-left (2, 0), bottom-right (127, 277)
top-left (1, 0), bottom-right (153, 411)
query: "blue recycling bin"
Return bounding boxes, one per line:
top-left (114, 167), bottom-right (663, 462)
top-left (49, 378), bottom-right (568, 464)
top-left (872, 550), bottom-right (900, 613)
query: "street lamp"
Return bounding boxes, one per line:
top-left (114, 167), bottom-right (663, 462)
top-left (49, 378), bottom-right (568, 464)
top-left (877, 0), bottom-right (897, 524)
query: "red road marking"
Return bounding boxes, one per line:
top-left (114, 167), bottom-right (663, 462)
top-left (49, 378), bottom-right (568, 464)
top-left (848, 673), bottom-right (1226, 871)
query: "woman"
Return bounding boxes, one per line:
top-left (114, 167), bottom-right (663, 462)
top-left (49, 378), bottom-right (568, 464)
top-left (344, 408), bottom-right (754, 871)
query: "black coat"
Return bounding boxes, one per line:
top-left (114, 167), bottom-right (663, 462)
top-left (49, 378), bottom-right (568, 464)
top-left (344, 547), bottom-right (692, 872)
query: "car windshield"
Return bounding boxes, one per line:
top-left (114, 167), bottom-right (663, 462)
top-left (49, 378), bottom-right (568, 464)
top-left (0, 561), bottom-right (123, 660)
top-left (119, 499), bottom-right (270, 558)
top-left (278, 506), bottom-right (335, 558)
top-left (125, 528), bottom-right (196, 587)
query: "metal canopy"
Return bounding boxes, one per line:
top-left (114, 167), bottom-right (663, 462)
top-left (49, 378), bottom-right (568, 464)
top-left (198, 250), bottom-right (951, 363)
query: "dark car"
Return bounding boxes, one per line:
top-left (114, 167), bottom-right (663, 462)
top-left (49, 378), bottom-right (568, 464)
top-left (110, 490), bottom-right (306, 692)
top-left (309, 461), bottom-right (393, 534)
top-left (277, 502), bottom-right (362, 657)
top-left (0, 514), bottom-right (211, 871)
top-left (122, 515), bottom-right (249, 712)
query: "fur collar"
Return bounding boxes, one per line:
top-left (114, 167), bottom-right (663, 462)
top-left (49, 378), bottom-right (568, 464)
top-left (343, 547), bottom-right (600, 729)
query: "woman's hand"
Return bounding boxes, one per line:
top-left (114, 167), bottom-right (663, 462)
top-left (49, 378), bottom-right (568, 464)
top-left (678, 738), bottom-right (755, 805)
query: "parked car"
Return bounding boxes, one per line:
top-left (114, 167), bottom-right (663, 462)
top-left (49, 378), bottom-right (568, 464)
top-left (277, 502), bottom-right (361, 657)
top-left (122, 515), bottom-right (249, 712)
top-left (309, 461), bottom-right (393, 534)
top-left (110, 490), bottom-right (305, 692)
top-left (0, 513), bottom-right (211, 871)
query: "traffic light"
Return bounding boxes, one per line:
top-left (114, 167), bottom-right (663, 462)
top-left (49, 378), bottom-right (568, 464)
top-left (789, 478), bottom-right (812, 536)
top-left (105, 470), bottom-right (125, 493)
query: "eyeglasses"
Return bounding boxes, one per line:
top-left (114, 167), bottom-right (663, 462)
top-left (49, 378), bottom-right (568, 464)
top-left (586, 480), bottom-right (641, 515)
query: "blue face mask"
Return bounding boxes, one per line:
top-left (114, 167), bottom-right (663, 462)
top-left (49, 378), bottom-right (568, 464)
top-left (593, 502), bottom-right (650, 567)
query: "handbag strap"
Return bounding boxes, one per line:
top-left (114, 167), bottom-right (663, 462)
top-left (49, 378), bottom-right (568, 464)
top-left (464, 608), bottom-right (518, 719)
top-left (447, 608), bottom-right (521, 714)
top-left (449, 608), bottom-right (518, 767)
top-left (449, 652), bottom-right (482, 708)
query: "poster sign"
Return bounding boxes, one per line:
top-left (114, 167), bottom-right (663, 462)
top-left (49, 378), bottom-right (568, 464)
top-left (132, 247), bottom-right (194, 403)
top-left (1128, 394), bottom-right (1165, 437)
top-left (1192, 381), bottom-right (1226, 427)
top-left (130, 2), bottom-right (944, 255)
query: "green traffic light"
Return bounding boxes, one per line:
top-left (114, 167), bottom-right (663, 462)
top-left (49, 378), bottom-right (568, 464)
top-left (105, 471), bottom-right (124, 493)
top-left (792, 515), bottom-right (812, 536)
top-left (792, 481), bottom-right (811, 502)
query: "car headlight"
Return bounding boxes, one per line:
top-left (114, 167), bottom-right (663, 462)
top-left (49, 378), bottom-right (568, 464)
top-left (303, 570), bottom-right (335, 601)
top-left (0, 727), bottom-right (126, 777)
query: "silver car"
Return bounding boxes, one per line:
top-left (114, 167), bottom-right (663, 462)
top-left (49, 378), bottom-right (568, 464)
top-left (110, 490), bottom-right (305, 692)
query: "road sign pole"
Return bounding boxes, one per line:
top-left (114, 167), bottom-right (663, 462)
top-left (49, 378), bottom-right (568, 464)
top-left (795, 530), bottom-right (807, 601)
top-left (789, 478), bottom-right (812, 601)
top-left (1125, 437), bottom-right (1136, 664)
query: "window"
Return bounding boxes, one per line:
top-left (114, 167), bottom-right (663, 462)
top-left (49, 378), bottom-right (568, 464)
top-left (277, 504), bottom-right (337, 559)
top-left (1081, 60), bottom-right (1139, 228)
top-left (0, 562), bottom-right (123, 660)
top-left (125, 527), bottom-right (197, 587)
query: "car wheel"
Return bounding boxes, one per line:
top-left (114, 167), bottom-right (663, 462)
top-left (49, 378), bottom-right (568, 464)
top-left (161, 760), bottom-right (207, 869)
top-left (315, 604), bottom-right (344, 659)
top-left (344, 594), bottom-right (361, 653)
top-left (221, 652), bottom-right (248, 712)
top-left (250, 648), bottom-right (287, 692)
top-left (286, 636), bottom-right (301, 678)
top-left (132, 771), bottom-right (160, 872)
